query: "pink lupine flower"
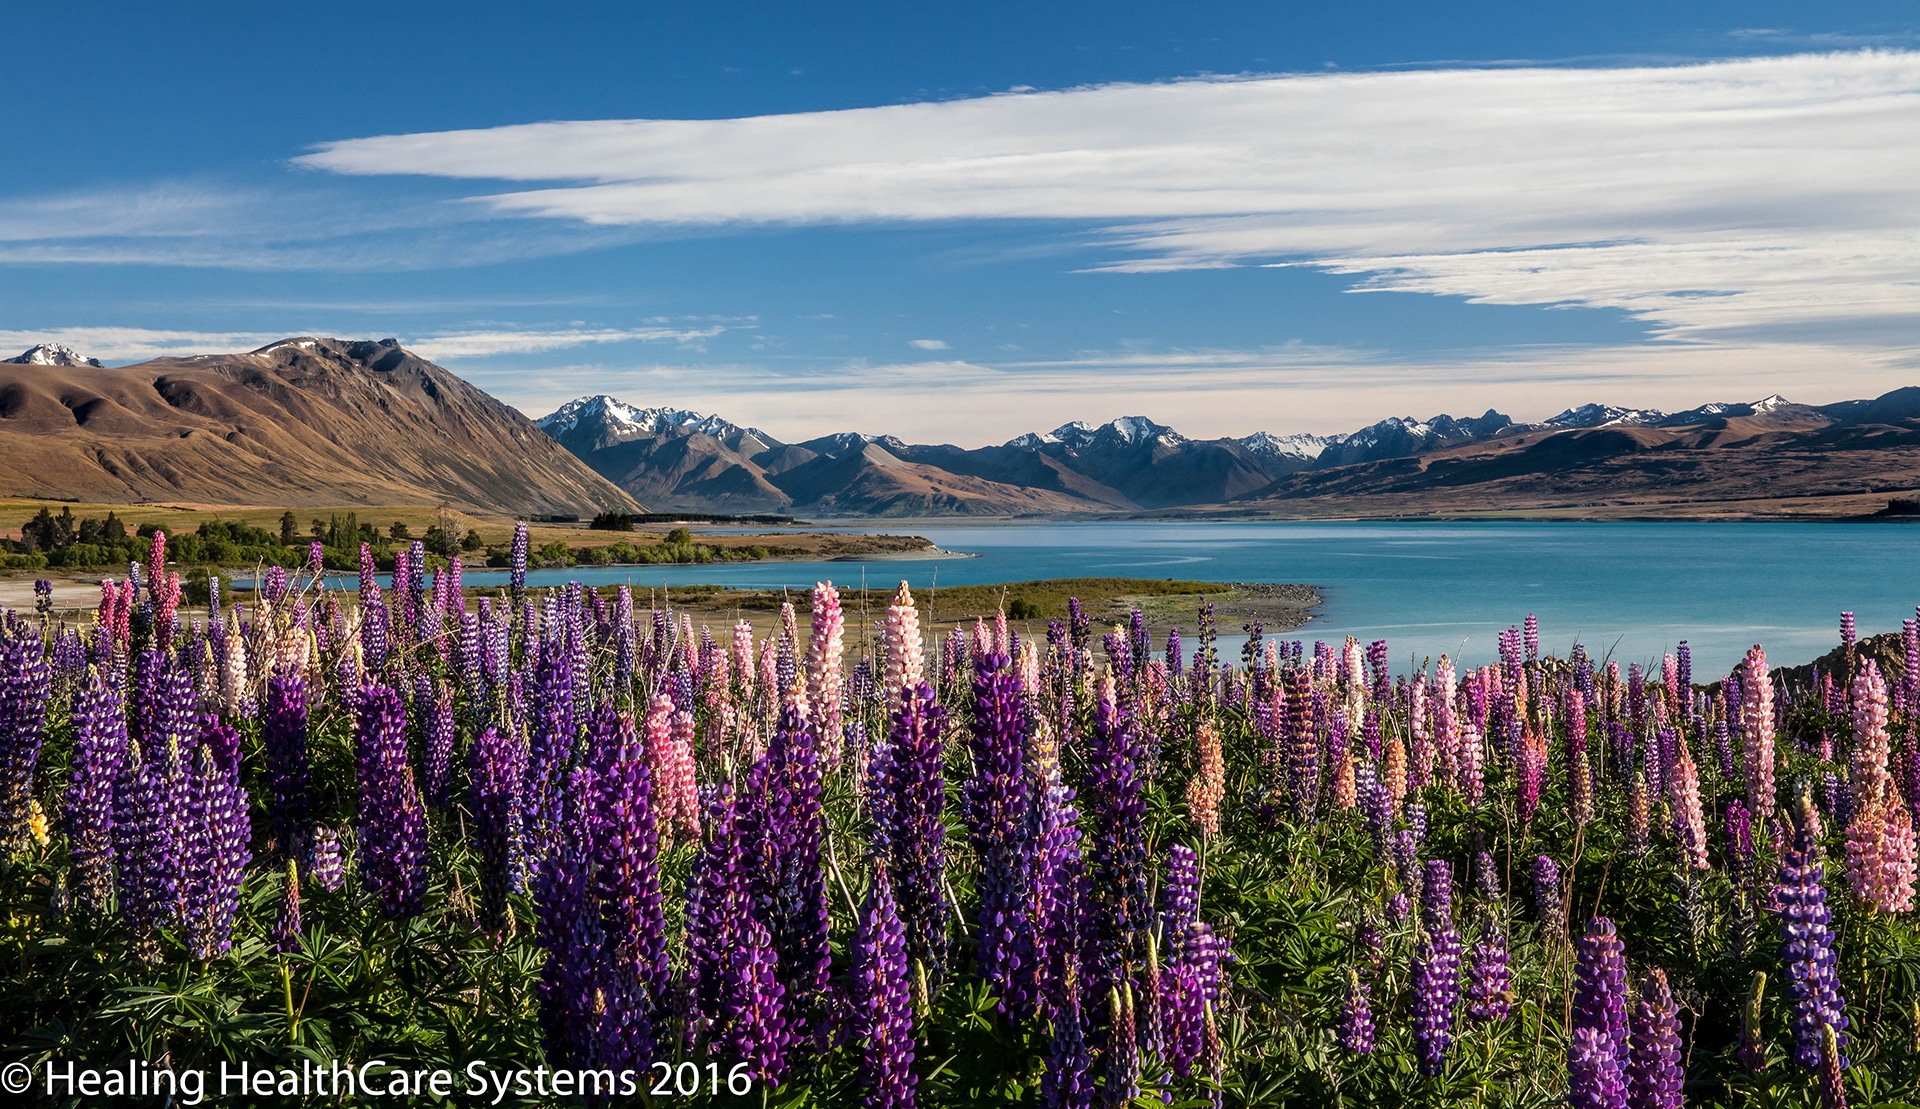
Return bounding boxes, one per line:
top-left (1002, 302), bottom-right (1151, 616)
top-left (883, 582), bottom-right (923, 699)
top-left (1743, 646), bottom-right (1776, 819)
top-left (733, 620), bottom-right (757, 704)
top-left (1850, 660), bottom-right (1890, 808)
top-left (1459, 721), bottom-right (1484, 806)
top-left (1670, 742), bottom-right (1709, 870)
top-left (1385, 733), bottom-right (1409, 815)
top-left (1186, 719), bottom-right (1226, 839)
top-left (808, 582), bottom-right (845, 766)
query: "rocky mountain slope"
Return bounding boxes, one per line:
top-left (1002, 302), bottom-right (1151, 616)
top-left (541, 389), bottom-right (1920, 518)
top-left (0, 339), bottom-right (639, 516)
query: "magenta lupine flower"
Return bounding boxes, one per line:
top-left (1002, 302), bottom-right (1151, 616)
top-left (1466, 915), bottom-right (1512, 1022)
top-left (0, 626), bottom-right (52, 853)
top-left (181, 720), bottom-right (251, 960)
top-left (1626, 967), bottom-right (1683, 1109)
top-left (1777, 815), bottom-right (1848, 1070)
top-left (354, 684), bottom-right (427, 919)
top-left (964, 651), bottom-right (1034, 1016)
top-left (1517, 731), bottom-right (1547, 825)
top-left (263, 670), bottom-right (310, 861)
top-left (1340, 969), bottom-right (1375, 1054)
top-left (1570, 916), bottom-right (1629, 1109)
top-left (852, 866), bottom-right (918, 1109)
top-left (469, 724), bottom-right (527, 936)
top-left (64, 671), bottom-right (127, 911)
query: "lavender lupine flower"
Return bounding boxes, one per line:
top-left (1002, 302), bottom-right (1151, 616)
top-left (262, 670), bottom-right (310, 861)
top-left (271, 859), bottom-right (303, 954)
top-left (1777, 814), bottom-right (1848, 1070)
top-left (877, 682), bottom-right (951, 985)
top-left (0, 628), bottom-right (52, 854)
top-left (354, 684), bottom-right (427, 919)
top-left (65, 672), bottom-right (127, 911)
top-left (964, 651), bottom-right (1033, 1015)
top-left (1570, 917), bottom-right (1629, 1109)
top-left (852, 866), bottom-right (918, 1109)
top-left (181, 721), bottom-right (251, 960)
top-left (1533, 854), bottom-right (1562, 928)
top-left (1627, 967), bottom-right (1684, 1109)
top-left (1466, 916), bottom-right (1512, 1022)
top-left (469, 725), bottom-right (527, 936)
top-left (1410, 859), bottom-right (1462, 1075)
top-left (308, 825), bottom-right (345, 892)
top-left (1340, 969), bottom-right (1376, 1053)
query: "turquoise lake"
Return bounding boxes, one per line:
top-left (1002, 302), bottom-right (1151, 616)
top-left (405, 521), bottom-right (1920, 678)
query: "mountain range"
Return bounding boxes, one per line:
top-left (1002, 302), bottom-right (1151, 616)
top-left (0, 338), bottom-right (636, 516)
top-left (536, 390), bottom-right (1920, 517)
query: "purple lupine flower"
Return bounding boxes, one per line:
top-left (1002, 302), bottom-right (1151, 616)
top-left (1524, 613), bottom-right (1539, 661)
top-left (112, 737), bottom-right (177, 963)
top-left (1165, 627), bottom-right (1182, 678)
top-left (1726, 799), bottom-right (1755, 886)
top-left (1840, 612), bottom-right (1856, 649)
top-left (592, 706), bottom-right (667, 1071)
top-left (852, 866), bottom-right (918, 1109)
top-left (1533, 854), bottom-right (1562, 929)
top-left (65, 671), bottom-right (127, 911)
top-left (307, 825), bottom-right (345, 892)
top-left (687, 784), bottom-right (791, 1085)
top-left (1475, 849), bottom-right (1502, 902)
top-left (535, 764), bottom-right (608, 1071)
top-left (1030, 743), bottom-right (1086, 1023)
top-left (1777, 815), bottom-right (1848, 1070)
top-left (354, 684), bottom-right (427, 919)
top-left (1339, 969), bottom-right (1376, 1053)
top-left (510, 521), bottom-right (530, 607)
top-left (1284, 668), bottom-right (1318, 816)
top-left (1084, 686), bottom-right (1151, 1005)
top-left (523, 636), bottom-right (575, 864)
top-left (263, 670), bottom-right (310, 862)
top-left (1465, 915), bottom-right (1512, 1022)
top-left (744, 700), bottom-right (834, 1038)
top-left (1160, 843), bottom-right (1202, 940)
top-left (1675, 642), bottom-right (1691, 699)
top-left (469, 725), bottom-right (527, 935)
top-left (0, 627), bottom-right (52, 853)
top-left (1410, 859), bottom-right (1462, 1075)
top-left (181, 720), bottom-right (251, 960)
top-left (419, 677), bottom-right (454, 808)
top-left (1042, 988), bottom-right (1093, 1109)
top-left (877, 682), bottom-right (950, 984)
top-left (1570, 1026), bottom-right (1628, 1109)
top-left (1387, 891), bottom-right (1412, 926)
top-left (1627, 967), bottom-right (1683, 1109)
top-left (964, 651), bottom-right (1033, 1016)
top-left (1570, 916), bottom-right (1629, 1109)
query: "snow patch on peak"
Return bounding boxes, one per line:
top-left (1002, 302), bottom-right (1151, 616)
top-left (1236, 431), bottom-right (1331, 460)
top-left (5, 343), bottom-right (104, 368)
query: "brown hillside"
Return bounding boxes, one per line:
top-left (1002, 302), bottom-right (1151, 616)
top-left (0, 338), bottom-right (639, 516)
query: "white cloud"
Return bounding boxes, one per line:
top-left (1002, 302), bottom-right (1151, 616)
top-left (908, 338), bottom-right (949, 350)
top-left (299, 51), bottom-right (1920, 347)
top-left (0, 325), bottom-right (734, 365)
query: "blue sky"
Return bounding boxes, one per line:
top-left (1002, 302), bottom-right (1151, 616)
top-left (2, 1), bottom-right (1916, 444)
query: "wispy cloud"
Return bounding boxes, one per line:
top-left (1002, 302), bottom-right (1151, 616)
top-left (0, 324), bottom-right (738, 365)
top-left (300, 51), bottom-right (1920, 348)
top-left (907, 338), bottom-right (949, 350)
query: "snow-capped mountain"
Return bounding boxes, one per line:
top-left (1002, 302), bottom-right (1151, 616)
top-left (5, 343), bottom-right (104, 368)
top-left (1036, 416), bottom-right (1187, 450)
top-left (537, 396), bottom-right (777, 454)
top-left (1234, 430), bottom-right (1333, 462)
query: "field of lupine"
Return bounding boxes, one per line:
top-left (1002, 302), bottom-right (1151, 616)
top-left (3, 524), bottom-right (1920, 1107)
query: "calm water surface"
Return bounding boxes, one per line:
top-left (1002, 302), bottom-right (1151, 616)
top-left (401, 521), bottom-right (1920, 676)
